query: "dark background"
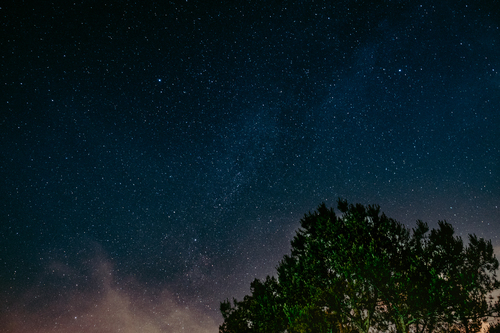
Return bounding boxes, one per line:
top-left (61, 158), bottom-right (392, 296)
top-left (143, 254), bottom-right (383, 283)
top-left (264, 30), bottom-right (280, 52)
top-left (1, 1), bottom-right (499, 331)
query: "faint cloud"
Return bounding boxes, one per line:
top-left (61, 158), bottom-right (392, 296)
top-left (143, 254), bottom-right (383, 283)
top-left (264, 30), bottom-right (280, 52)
top-left (1, 251), bottom-right (218, 333)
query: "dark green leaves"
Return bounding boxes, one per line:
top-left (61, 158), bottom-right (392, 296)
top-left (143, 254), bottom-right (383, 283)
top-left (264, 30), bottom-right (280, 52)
top-left (219, 200), bottom-right (500, 333)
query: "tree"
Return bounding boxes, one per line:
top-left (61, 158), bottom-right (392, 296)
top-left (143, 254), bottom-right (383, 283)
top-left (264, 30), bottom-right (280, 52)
top-left (487, 320), bottom-right (500, 333)
top-left (220, 276), bottom-right (286, 333)
top-left (442, 233), bottom-right (500, 333)
top-left (219, 200), bottom-right (500, 333)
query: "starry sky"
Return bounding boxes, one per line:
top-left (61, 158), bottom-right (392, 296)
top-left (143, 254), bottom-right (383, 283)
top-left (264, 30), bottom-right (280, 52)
top-left (1, 1), bottom-right (499, 332)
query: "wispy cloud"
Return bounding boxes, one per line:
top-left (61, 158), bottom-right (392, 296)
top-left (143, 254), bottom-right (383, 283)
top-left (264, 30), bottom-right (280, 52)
top-left (1, 251), bottom-right (218, 333)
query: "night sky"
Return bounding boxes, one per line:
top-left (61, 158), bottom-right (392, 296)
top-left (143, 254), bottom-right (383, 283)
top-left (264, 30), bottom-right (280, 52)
top-left (1, 1), bottom-right (499, 332)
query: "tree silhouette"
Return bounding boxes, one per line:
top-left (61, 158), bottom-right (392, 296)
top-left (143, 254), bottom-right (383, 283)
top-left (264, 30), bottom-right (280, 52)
top-left (219, 199), bottom-right (500, 333)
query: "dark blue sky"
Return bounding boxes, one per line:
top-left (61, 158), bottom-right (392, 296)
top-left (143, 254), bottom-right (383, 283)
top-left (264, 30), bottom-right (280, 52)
top-left (1, 1), bottom-right (499, 332)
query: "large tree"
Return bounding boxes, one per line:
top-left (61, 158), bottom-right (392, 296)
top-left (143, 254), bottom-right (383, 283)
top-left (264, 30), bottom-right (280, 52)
top-left (219, 200), bottom-right (500, 333)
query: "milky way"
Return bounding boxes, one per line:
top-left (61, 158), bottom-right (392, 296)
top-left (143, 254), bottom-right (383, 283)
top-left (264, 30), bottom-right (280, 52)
top-left (1, 1), bottom-right (499, 331)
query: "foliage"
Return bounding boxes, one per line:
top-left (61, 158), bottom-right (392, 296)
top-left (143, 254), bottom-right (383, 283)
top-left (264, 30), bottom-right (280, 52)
top-left (220, 276), bottom-right (286, 333)
top-left (487, 320), bottom-right (500, 333)
top-left (219, 199), bottom-right (500, 333)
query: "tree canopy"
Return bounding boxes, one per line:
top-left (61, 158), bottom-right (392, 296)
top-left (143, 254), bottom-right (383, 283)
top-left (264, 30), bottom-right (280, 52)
top-left (220, 199), bottom-right (500, 333)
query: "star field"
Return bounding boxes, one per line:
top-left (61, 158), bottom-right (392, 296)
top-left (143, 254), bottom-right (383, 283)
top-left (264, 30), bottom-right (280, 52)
top-left (1, 1), bottom-right (499, 332)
